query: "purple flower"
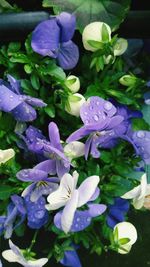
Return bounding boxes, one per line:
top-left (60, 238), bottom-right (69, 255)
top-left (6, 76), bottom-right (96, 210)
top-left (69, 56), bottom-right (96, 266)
top-left (106, 197), bottom-right (129, 229)
top-left (0, 195), bottom-right (26, 239)
top-left (60, 245), bottom-right (82, 267)
top-left (67, 97), bottom-right (140, 159)
top-left (131, 130), bottom-right (150, 164)
top-left (24, 195), bottom-right (49, 229)
top-left (18, 122), bottom-right (70, 178)
top-left (17, 160), bottom-right (59, 202)
top-left (31, 12), bottom-right (79, 70)
top-left (0, 75), bottom-right (46, 122)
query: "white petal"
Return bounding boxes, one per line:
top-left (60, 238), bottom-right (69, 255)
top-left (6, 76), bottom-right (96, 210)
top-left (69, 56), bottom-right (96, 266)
top-left (146, 184), bottom-right (150, 196)
top-left (133, 197), bottom-right (145, 209)
top-left (0, 149), bottom-right (15, 164)
top-left (46, 172), bottom-right (78, 210)
top-left (114, 38), bottom-right (128, 56)
top-left (139, 173), bottom-right (147, 199)
top-left (2, 250), bottom-right (20, 263)
top-left (27, 258), bottom-right (48, 267)
top-left (118, 243), bottom-right (132, 254)
top-left (121, 185), bottom-right (141, 199)
top-left (77, 175), bottom-right (100, 207)
top-left (64, 141), bottom-right (85, 160)
top-left (65, 75), bottom-right (80, 93)
top-left (61, 190), bottom-right (79, 233)
top-left (65, 93), bottom-right (86, 117)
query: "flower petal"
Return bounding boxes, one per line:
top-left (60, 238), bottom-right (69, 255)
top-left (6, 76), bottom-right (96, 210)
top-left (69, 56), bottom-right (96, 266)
top-left (0, 149), bottom-right (15, 164)
top-left (12, 102), bottom-right (37, 122)
top-left (27, 258), bottom-right (48, 267)
top-left (60, 248), bottom-right (82, 267)
top-left (0, 85), bottom-right (22, 112)
top-left (17, 169), bottom-right (48, 182)
top-left (61, 190), bottom-right (79, 233)
top-left (88, 204), bottom-right (106, 217)
top-left (48, 122), bottom-right (62, 150)
top-left (56, 12), bottom-right (76, 42)
top-left (77, 176), bottom-right (100, 207)
top-left (57, 40), bottom-right (79, 70)
top-left (31, 19), bottom-right (60, 57)
top-left (25, 96), bottom-right (47, 107)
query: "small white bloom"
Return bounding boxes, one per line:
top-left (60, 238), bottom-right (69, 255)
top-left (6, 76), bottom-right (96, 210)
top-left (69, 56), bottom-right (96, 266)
top-left (113, 38), bottom-right (128, 56)
top-left (82, 22), bottom-right (111, 52)
top-left (65, 93), bottom-right (86, 117)
top-left (121, 173), bottom-right (150, 209)
top-left (113, 222), bottom-right (137, 254)
top-left (46, 171), bottom-right (99, 233)
top-left (64, 141), bottom-right (85, 160)
top-left (65, 75), bottom-right (80, 93)
top-left (2, 240), bottom-right (48, 267)
top-left (0, 148), bottom-right (15, 165)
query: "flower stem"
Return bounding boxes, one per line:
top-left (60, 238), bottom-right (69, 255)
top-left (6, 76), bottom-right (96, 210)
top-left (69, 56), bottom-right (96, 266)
top-left (28, 230), bottom-right (39, 253)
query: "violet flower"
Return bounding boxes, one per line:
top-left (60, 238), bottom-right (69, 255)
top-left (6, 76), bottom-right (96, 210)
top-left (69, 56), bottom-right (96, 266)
top-left (46, 171), bottom-right (106, 233)
top-left (0, 75), bottom-right (46, 122)
top-left (17, 160), bottom-right (59, 202)
top-left (106, 197), bottom-right (129, 229)
top-left (60, 246), bottom-right (82, 267)
top-left (0, 195), bottom-right (26, 239)
top-left (31, 12), bottom-right (79, 70)
top-left (131, 130), bottom-right (150, 164)
top-left (18, 122), bottom-right (70, 178)
top-left (67, 96), bottom-right (141, 159)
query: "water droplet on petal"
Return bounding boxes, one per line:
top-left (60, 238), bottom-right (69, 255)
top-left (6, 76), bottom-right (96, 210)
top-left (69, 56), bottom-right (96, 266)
top-left (84, 112), bottom-right (88, 115)
top-left (137, 131), bottom-right (145, 138)
top-left (89, 105), bottom-right (94, 111)
top-left (87, 217), bottom-right (91, 222)
top-left (76, 217), bottom-right (80, 222)
top-left (75, 224), bottom-right (78, 228)
top-left (93, 114), bottom-right (99, 121)
top-left (104, 102), bottom-right (112, 111)
top-left (143, 153), bottom-right (149, 159)
top-left (96, 101), bottom-right (100, 105)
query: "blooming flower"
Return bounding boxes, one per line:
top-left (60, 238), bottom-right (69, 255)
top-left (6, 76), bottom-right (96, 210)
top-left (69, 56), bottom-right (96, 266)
top-left (17, 160), bottom-right (59, 202)
top-left (2, 240), bottom-right (48, 267)
top-left (131, 130), bottom-right (150, 164)
top-left (65, 75), bottom-right (80, 93)
top-left (0, 148), bottom-right (15, 164)
top-left (46, 171), bottom-right (106, 233)
top-left (18, 122), bottom-right (70, 178)
top-left (106, 198), bottom-right (129, 228)
top-left (31, 12), bottom-right (79, 70)
top-left (67, 96), bottom-right (140, 159)
top-left (65, 93), bottom-right (86, 117)
top-left (0, 75), bottom-right (46, 122)
top-left (60, 245), bottom-right (82, 267)
top-left (113, 222), bottom-right (137, 254)
top-left (121, 173), bottom-right (150, 209)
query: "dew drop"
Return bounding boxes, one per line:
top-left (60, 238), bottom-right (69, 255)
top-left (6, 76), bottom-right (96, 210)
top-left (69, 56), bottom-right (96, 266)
top-left (87, 217), bottom-right (91, 222)
top-left (76, 217), bottom-right (80, 222)
top-left (143, 153), bottom-right (149, 159)
top-left (104, 102), bottom-right (112, 111)
top-left (84, 111), bottom-right (88, 115)
top-left (93, 114), bottom-right (99, 121)
top-left (137, 131), bottom-right (145, 138)
top-left (75, 224), bottom-right (78, 228)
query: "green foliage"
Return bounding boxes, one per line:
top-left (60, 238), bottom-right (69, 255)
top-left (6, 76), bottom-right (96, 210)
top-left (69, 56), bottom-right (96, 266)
top-left (43, 0), bottom-right (131, 32)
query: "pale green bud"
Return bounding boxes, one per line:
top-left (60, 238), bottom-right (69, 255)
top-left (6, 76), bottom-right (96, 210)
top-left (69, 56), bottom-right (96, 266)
top-left (82, 22), bottom-right (111, 52)
top-left (119, 75), bottom-right (137, 86)
top-left (114, 38), bottom-right (128, 56)
top-left (65, 75), bottom-right (80, 93)
top-left (0, 148), bottom-right (15, 164)
top-left (65, 93), bottom-right (86, 117)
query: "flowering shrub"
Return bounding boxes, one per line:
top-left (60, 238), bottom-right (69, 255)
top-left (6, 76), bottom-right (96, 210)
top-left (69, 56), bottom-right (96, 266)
top-left (0, 1), bottom-right (150, 266)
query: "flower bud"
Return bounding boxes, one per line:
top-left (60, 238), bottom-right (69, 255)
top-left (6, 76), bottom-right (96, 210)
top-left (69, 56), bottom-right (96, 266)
top-left (64, 141), bottom-right (85, 160)
top-left (82, 22), bottom-right (111, 52)
top-left (114, 38), bottom-right (128, 56)
top-left (65, 93), bottom-right (86, 117)
top-left (0, 148), bottom-right (15, 164)
top-left (65, 75), bottom-right (80, 93)
top-left (119, 75), bottom-right (137, 86)
top-left (113, 222), bottom-right (137, 254)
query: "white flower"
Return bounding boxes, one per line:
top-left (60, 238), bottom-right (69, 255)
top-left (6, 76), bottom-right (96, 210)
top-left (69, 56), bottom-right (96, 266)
top-left (82, 22), bottom-right (111, 52)
top-left (121, 173), bottom-right (150, 209)
top-left (0, 148), bottom-right (15, 165)
top-left (2, 240), bottom-right (48, 267)
top-left (113, 38), bottom-right (128, 56)
top-left (65, 75), bottom-right (80, 93)
top-left (113, 222), bottom-right (137, 254)
top-left (46, 171), bottom-right (99, 233)
top-left (64, 141), bottom-right (85, 160)
top-left (65, 93), bottom-right (86, 117)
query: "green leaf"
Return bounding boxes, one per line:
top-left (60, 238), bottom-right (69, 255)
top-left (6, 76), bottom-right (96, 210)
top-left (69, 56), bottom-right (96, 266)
top-left (7, 42), bottom-right (21, 54)
top-left (119, 238), bottom-right (130, 245)
top-left (101, 23), bottom-right (110, 42)
top-left (146, 165), bottom-right (150, 183)
top-left (0, 0), bottom-right (14, 12)
top-left (44, 105), bottom-right (55, 118)
top-left (30, 74), bottom-right (40, 90)
top-left (0, 185), bottom-right (14, 200)
top-left (43, 0), bottom-right (131, 33)
top-left (24, 64), bottom-right (33, 74)
top-left (87, 40), bottom-right (104, 50)
top-left (132, 118), bottom-right (150, 131)
top-left (10, 53), bottom-right (29, 64)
